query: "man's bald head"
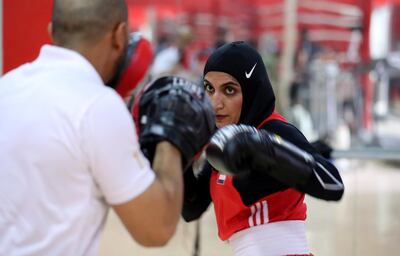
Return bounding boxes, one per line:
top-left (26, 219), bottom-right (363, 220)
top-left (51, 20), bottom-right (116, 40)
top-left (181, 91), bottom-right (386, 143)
top-left (51, 0), bottom-right (128, 47)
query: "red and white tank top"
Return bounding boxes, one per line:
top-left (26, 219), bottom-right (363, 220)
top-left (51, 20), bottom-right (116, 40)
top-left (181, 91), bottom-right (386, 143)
top-left (209, 112), bottom-right (307, 241)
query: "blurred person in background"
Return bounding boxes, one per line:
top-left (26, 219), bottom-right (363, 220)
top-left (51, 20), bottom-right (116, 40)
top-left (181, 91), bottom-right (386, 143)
top-left (286, 81), bottom-right (316, 141)
top-left (0, 0), bottom-right (214, 254)
top-left (214, 26), bottom-right (229, 49)
top-left (182, 41), bottom-right (344, 256)
top-left (294, 29), bottom-right (321, 110)
top-left (259, 34), bottom-right (280, 86)
top-left (295, 29), bottom-right (320, 79)
top-left (150, 25), bottom-right (194, 79)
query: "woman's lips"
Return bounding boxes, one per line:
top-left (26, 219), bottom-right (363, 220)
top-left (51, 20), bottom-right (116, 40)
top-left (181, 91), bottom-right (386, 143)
top-left (216, 115), bottom-right (228, 122)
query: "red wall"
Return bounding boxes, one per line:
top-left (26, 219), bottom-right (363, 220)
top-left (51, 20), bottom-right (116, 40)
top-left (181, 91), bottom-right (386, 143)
top-left (3, 0), bottom-right (52, 74)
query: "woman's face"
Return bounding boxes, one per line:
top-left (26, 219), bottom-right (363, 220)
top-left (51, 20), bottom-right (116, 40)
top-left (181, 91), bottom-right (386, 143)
top-left (204, 71), bottom-right (243, 128)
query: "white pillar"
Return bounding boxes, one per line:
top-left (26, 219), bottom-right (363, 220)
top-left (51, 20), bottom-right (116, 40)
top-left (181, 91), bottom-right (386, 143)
top-left (278, 0), bottom-right (297, 112)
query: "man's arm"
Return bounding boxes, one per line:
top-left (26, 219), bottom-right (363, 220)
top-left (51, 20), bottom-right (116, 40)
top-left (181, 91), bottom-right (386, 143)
top-left (113, 141), bottom-right (183, 246)
top-left (90, 76), bottom-right (214, 246)
top-left (82, 91), bottom-right (185, 247)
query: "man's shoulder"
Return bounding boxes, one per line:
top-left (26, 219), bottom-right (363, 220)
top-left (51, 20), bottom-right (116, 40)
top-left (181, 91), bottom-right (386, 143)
top-left (59, 81), bottom-right (121, 119)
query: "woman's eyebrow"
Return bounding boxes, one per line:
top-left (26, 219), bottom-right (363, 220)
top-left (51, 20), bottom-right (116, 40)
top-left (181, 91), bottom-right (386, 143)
top-left (204, 78), bottom-right (240, 87)
top-left (203, 78), bottom-right (212, 85)
top-left (221, 81), bottom-right (240, 88)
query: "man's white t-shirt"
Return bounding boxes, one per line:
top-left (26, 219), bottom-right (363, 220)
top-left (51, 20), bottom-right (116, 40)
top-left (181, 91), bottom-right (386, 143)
top-left (0, 45), bottom-right (155, 255)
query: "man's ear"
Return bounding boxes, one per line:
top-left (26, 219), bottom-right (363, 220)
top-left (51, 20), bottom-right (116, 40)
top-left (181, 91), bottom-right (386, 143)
top-left (112, 22), bottom-right (128, 54)
top-left (47, 22), bottom-right (54, 43)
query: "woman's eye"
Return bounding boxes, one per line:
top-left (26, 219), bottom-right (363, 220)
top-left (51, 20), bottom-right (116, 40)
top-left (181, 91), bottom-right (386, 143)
top-left (225, 86), bottom-right (235, 95)
top-left (204, 84), bottom-right (214, 93)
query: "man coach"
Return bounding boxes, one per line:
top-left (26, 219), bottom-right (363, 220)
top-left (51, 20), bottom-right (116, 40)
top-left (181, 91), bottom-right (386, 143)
top-left (0, 0), bottom-right (214, 255)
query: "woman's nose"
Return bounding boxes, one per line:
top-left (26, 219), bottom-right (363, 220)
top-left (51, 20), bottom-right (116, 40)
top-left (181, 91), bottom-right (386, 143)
top-left (211, 92), bottom-right (224, 111)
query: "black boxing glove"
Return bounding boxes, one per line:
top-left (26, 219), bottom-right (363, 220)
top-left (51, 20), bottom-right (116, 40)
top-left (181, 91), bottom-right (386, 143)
top-left (206, 124), bottom-right (314, 189)
top-left (135, 76), bottom-right (215, 171)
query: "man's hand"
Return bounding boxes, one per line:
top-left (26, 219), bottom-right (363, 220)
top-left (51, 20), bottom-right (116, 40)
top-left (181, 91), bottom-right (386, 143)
top-left (134, 76), bottom-right (215, 171)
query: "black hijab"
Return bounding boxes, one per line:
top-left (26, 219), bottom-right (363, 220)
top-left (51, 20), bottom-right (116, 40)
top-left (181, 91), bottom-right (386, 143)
top-left (204, 41), bottom-right (275, 127)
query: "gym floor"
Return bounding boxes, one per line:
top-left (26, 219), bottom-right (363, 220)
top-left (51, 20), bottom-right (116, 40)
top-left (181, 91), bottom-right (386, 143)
top-left (99, 159), bottom-right (400, 256)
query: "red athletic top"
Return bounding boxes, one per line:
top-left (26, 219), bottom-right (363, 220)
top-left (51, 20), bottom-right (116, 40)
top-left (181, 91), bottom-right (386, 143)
top-left (209, 112), bottom-right (307, 241)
